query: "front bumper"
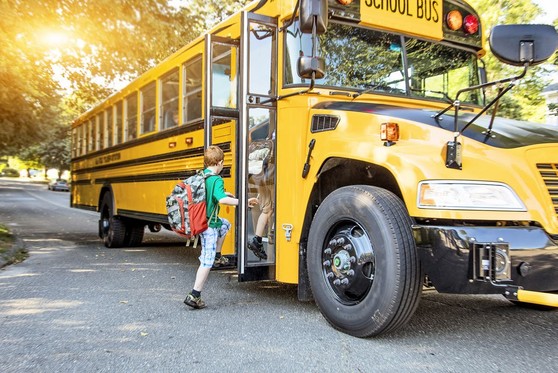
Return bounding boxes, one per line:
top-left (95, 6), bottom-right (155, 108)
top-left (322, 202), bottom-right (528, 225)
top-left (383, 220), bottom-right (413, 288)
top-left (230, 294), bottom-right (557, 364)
top-left (413, 225), bottom-right (558, 294)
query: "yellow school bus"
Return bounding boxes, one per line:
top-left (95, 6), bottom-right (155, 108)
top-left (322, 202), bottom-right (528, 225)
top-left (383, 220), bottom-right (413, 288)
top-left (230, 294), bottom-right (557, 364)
top-left (71, 0), bottom-right (558, 336)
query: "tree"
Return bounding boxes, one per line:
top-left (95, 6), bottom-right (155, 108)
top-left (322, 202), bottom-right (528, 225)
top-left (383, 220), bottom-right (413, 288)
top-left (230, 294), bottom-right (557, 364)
top-left (468, 0), bottom-right (555, 122)
top-left (1, 0), bottom-right (249, 160)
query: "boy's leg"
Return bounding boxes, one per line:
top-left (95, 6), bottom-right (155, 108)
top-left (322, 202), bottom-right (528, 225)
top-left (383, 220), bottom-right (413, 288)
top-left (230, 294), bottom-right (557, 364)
top-left (215, 218), bottom-right (231, 255)
top-left (193, 266), bottom-right (211, 292)
top-left (193, 227), bottom-right (219, 292)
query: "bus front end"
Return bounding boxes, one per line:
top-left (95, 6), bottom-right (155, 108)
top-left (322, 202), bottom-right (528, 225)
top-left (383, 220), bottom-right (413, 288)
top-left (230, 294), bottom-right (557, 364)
top-left (292, 0), bottom-right (558, 337)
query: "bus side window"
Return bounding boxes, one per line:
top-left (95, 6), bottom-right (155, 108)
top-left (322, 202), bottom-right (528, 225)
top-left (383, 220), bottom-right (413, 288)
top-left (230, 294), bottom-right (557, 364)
top-left (96, 113), bottom-right (103, 150)
top-left (115, 101), bottom-right (123, 145)
top-left (106, 107), bottom-right (113, 148)
top-left (160, 68), bottom-right (179, 130)
top-left (125, 93), bottom-right (138, 141)
top-left (183, 56), bottom-right (203, 124)
top-left (141, 82), bottom-right (156, 134)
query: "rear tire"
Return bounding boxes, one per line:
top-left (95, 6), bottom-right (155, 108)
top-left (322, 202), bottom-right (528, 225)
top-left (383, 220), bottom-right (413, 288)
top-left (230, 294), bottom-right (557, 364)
top-left (125, 224), bottom-right (145, 247)
top-left (307, 185), bottom-right (422, 337)
top-left (100, 193), bottom-right (126, 248)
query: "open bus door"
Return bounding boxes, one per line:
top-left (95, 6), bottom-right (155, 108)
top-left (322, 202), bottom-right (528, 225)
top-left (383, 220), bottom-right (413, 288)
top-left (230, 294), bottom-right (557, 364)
top-left (205, 12), bottom-right (278, 281)
top-left (237, 12), bottom-right (278, 281)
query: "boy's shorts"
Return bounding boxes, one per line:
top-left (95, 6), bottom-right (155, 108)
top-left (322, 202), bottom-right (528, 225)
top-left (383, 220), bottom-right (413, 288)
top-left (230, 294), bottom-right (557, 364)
top-left (199, 218), bottom-right (231, 267)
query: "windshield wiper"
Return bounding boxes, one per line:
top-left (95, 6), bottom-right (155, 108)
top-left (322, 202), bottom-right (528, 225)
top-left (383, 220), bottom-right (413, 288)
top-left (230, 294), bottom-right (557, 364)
top-left (352, 83), bottom-right (397, 98)
top-left (410, 88), bottom-right (454, 104)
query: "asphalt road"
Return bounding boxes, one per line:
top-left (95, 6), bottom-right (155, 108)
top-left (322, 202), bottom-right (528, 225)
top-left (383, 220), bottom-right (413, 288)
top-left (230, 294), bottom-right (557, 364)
top-left (0, 178), bottom-right (556, 372)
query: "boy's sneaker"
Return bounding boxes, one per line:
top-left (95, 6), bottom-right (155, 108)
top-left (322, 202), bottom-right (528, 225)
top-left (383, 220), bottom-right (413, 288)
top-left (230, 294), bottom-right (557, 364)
top-left (212, 255), bottom-right (230, 269)
top-left (184, 293), bottom-right (206, 309)
top-left (247, 237), bottom-right (267, 260)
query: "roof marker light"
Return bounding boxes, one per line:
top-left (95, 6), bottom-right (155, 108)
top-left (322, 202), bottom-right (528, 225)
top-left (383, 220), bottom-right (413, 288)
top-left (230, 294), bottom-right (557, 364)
top-left (446, 10), bottom-right (463, 31)
top-left (463, 14), bottom-right (479, 34)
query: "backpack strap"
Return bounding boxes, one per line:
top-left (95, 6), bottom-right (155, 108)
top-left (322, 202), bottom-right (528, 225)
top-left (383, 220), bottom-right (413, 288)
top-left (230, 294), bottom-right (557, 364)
top-left (204, 173), bottom-right (219, 223)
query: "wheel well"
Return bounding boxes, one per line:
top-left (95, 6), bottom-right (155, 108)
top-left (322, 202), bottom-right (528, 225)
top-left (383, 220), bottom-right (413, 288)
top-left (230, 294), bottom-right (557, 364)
top-left (98, 186), bottom-right (113, 213)
top-left (301, 158), bottom-right (402, 241)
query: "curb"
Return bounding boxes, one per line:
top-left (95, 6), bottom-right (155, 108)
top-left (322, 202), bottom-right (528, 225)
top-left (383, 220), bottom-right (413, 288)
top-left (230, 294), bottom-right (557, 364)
top-left (0, 235), bottom-right (28, 269)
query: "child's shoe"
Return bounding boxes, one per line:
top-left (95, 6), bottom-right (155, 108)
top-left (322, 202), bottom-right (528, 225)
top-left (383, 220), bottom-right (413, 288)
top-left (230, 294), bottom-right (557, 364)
top-left (247, 237), bottom-right (267, 260)
top-left (184, 293), bottom-right (206, 309)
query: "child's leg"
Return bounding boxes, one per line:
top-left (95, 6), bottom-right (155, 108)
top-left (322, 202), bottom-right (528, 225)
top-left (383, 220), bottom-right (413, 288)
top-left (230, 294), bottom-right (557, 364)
top-left (193, 267), bottom-right (211, 292)
top-left (194, 227), bottom-right (218, 292)
top-left (215, 218), bottom-right (231, 254)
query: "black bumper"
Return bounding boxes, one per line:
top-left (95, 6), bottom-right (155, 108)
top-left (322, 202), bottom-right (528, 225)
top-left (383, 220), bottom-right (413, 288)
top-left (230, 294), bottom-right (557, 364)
top-left (413, 225), bottom-right (558, 294)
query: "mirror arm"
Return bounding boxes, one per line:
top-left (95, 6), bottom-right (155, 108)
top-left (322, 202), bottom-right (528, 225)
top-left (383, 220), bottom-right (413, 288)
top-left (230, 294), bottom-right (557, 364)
top-left (434, 63), bottom-right (529, 121)
top-left (459, 83), bottom-right (515, 134)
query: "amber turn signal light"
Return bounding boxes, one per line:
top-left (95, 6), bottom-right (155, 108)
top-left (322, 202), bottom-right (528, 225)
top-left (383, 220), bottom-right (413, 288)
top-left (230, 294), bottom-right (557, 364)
top-left (380, 122), bottom-right (399, 142)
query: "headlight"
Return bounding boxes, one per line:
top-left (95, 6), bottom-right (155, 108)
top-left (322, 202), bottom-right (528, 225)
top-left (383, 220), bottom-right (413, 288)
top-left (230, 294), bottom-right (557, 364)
top-left (417, 181), bottom-right (526, 211)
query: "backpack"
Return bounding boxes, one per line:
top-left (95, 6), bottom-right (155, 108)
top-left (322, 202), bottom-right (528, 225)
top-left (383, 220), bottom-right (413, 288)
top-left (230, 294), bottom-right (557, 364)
top-left (165, 171), bottom-right (215, 238)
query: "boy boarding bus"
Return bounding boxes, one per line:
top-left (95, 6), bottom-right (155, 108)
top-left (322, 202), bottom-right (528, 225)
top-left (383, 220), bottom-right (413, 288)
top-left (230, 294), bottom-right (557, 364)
top-left (71, 0), bottom-right (558, 337)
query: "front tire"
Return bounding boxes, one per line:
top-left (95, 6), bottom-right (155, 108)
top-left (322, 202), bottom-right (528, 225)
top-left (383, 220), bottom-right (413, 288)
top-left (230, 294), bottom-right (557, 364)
top-left (307, 185), bottom-right (421, 337)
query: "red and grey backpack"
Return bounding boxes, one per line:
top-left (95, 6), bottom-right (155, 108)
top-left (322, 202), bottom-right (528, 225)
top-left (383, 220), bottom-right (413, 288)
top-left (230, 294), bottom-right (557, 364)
top-left (165, 171), bottom-right (215, 238)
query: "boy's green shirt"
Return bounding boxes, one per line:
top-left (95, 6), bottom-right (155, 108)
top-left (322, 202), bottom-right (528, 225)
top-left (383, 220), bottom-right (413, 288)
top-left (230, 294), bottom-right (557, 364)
top-left (204, 168), bottom-right (228, 228)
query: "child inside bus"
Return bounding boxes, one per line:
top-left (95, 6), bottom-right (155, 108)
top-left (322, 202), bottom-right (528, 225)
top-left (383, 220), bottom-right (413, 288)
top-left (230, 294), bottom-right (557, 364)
top-left (184, 145), bottom-right (238, 309)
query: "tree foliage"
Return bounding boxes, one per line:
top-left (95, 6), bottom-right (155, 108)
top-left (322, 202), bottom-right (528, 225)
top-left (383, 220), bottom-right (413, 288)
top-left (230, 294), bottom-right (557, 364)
top-left (0, 0), bottom-right (248, 163)
top-left (468, 0), bottom-right (556, 122)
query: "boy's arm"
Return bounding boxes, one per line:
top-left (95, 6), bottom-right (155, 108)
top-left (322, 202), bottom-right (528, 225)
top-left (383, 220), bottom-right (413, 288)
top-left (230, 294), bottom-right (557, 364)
top-left (212, 178), bottom-right (238, 206)
top-left (219, 196), bottom-right (239, 206)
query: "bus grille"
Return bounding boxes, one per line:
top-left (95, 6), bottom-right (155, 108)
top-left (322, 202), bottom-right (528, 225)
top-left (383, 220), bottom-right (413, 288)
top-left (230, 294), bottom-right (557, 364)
top-left (311, 115), bottom-right (340, 133)
top-left (537, 163), bottom-right (558, 216)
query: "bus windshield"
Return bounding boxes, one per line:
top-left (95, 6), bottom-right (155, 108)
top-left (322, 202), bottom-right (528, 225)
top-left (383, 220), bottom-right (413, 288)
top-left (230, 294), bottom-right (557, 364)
top-left (285, 22), bottom-right (482, 105)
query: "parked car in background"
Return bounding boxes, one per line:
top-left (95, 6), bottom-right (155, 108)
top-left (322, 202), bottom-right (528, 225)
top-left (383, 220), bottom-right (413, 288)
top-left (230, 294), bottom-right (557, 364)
top-left (48, 179), bottom-right (70, 192)
top-left (0, 168), bottom-right (20, 177)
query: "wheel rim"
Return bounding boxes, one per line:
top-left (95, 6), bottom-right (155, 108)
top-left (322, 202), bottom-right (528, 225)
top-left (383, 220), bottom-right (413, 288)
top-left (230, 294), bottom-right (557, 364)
top-left (321, 222), bottom-right (375, 305)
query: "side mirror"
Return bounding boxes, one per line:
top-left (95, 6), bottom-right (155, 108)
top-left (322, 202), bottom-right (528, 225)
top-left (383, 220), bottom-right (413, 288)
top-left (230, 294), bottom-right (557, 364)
top-left (299, 0), bottom-right (328, 34)
top-left (297, 56), bottom-right (325, 79)
top-left (489, 24), bottom-right (558, 66)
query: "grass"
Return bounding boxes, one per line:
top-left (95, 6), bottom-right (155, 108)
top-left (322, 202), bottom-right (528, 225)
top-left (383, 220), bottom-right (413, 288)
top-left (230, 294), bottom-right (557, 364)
top-left (0, 224), bottom-right (28, 266)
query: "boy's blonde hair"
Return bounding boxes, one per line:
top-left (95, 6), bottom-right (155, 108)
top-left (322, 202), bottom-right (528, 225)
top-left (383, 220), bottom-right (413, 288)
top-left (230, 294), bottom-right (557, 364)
top-left (204, 145), bottom-right (224, 167)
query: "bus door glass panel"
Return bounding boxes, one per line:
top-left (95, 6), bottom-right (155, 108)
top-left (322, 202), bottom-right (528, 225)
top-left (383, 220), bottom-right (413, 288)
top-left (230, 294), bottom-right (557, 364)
top-left (248, 22), bottom-right (275, 97)
top-left (212, 43), bottom-right (237, 109)
top-left (160, 68), bottom-right (179, 129)
top-left (206, 37), bottom-right (239, 258)
top-left (242, 15), bottom-right (277, 275)
top-left (246, 107), bottom-right (275, 265)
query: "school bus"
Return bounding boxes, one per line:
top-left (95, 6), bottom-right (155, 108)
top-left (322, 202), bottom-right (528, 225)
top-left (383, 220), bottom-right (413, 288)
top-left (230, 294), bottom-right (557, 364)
top-left (71, 0), bottom-right (558, 337)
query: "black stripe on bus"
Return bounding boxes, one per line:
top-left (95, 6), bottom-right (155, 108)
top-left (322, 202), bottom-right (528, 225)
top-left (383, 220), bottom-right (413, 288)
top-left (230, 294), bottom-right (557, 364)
top-left (93, 167), bottom-right (232, 185)
top-left (73, 141), bottom-right (231, 176)
top-left (72, 120), bottom-right (204, 163)
top-left (117, 210), bottom-right (169, 224)
top-left (312, 101), bottom-right (558, 149)
top-left (72, 179), bottom-right (92, 186)
top-left (74, 146), bottom-right (205, 175)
